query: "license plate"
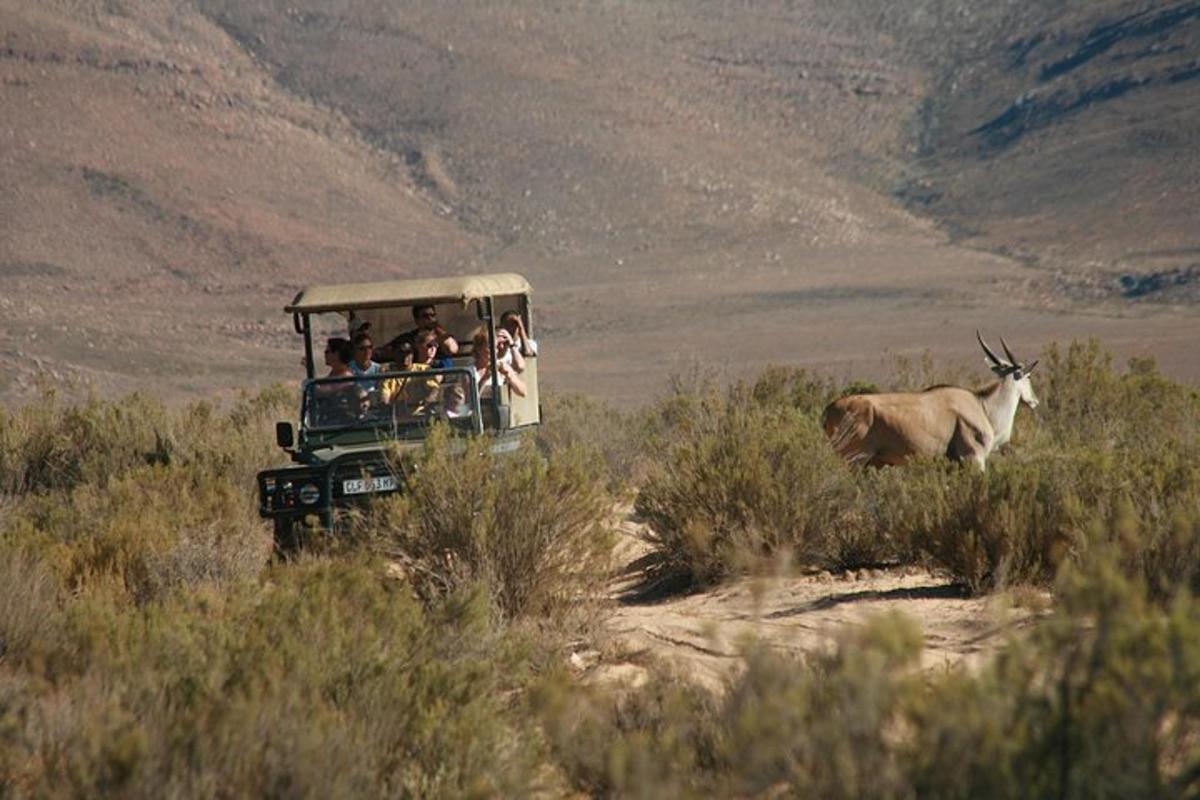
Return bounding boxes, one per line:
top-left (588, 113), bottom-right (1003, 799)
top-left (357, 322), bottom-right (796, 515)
top-left (342, 475), bottom-right (398, 495)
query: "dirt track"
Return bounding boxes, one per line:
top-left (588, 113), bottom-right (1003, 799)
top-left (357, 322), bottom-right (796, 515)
top-left (591, 512), bottom-right (1042, 691)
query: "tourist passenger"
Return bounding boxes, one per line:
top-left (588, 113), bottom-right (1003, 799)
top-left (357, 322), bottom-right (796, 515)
top-left (385, 330), bottom-right (441, 412)
top-left (350, 333), bottom-right (382, 376)
top-left (494, 327), bottom-right (526, 375)
top-left (500, 310), bottom-right (538, 358)
top-left (472, 329), bottom-right (526, 399)
top-left (323, 337), bottom-right (354, 379)
top-left (347, 314), bottom-right (371, 339)
top-left (441, 380), bottom-right (471, 419)
top-left (309, 337), bottom-right (356, 424)
top-left (378, 304), bottom-right (459, 363)
top-left (390, 340), bottom-right (415, 372)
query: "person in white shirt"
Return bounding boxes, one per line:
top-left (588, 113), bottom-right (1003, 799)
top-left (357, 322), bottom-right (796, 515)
top-left (472, 329), bottom-right (526, 399)
top-left (494, 327), bottom-right (526, 374)
top-left (500, 310), bottom-right (538, 359)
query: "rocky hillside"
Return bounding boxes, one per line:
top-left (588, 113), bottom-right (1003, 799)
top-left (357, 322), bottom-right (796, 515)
top-left (1, 0), bottom-right (1196, 405)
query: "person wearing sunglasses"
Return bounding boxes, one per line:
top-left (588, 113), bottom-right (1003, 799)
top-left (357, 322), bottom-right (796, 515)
top-left (387, 330), bottom-right (443, 413)
top-left (378, 304), bottom-right (459, 363)
top-left (349, 333), bottom-right (382, 376)
top-left (308, 337), bottom-right (357, 424)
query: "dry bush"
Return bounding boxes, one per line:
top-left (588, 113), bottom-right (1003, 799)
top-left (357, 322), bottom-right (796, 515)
top-left (364, 426), bottom-right (613, 623)
top-left (906, 551), bottom-right (1200, 798)
top-left (0, 388), bottom-right (289, 605)
top-left (0, 547), bottom-right (63, 667)
top-left (0, 558), bottom-right (544, 797)
top-left (744, 365), bottom-right (839, 417)
top-left (537, 391), bottom-right (661, 493)
top-left (3, 464), bottom-right (271, 604)
top-left (538, 612), bottom-right (925, 799)
top-left (634, 383), bottom-right (888, 589)
top-left (638, 341), bottom-right (1200, 596)
top-left (0, 386), bottom-right (291, 497)
top-left (540, 555), bottom-right (1200, 798)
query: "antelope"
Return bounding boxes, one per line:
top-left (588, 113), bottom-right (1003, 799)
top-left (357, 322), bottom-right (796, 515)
top-left (821, 333), bottom-right (1040, 470)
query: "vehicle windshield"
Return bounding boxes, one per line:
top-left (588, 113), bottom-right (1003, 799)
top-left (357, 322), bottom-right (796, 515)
top-left (301, 367), bottom-right (480, 434)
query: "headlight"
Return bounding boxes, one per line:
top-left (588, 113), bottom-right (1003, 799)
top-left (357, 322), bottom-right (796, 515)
top-left (298, 483), bottom-right (321, 505)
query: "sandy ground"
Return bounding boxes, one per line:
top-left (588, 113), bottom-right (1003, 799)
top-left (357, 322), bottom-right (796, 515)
top-left (583, 509), bottom-right (1043, 692)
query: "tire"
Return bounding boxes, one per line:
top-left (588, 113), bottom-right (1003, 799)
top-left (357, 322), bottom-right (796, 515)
top-left (273, 517), bottom-right (303, 557)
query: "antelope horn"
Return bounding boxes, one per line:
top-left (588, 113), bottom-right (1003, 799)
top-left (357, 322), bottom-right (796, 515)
top-left (976, 330), bottom-right (1005, 367)
top-left (999, 335), bottom-right (1020, 366)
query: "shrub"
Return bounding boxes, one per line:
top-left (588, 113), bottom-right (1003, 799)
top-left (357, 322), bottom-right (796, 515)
top-left (0, 388), bottom-right (290, 605)
top-left (2, 463), bottom-right (271, 604)
top-left (907, 550), bottom-right (1200, 798)
top-left (634, 384), bottom-right (873, 589)
top-left (537, 391), bottom-right (660, 493)
top-left (0, 386), bottom-right (291, 497)
top-left (637, 342), bottom-right (1200, 596)
top-left (540, 554), bottom-right (1200, 798)
top-left (0, 547), bottom-right (63, 667)
top-left (364, 425), bottom-right (614, 623)
top-left (0, 558), bottom-right (544, 797)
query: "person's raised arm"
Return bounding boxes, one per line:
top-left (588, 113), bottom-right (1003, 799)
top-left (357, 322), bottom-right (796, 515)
top-left (434, 324), bottom-right (459, 355)
top-left (499, 362), bottom-right (526, 397)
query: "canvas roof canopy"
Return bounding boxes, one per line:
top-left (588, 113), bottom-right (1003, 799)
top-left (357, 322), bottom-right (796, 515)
top-left (285, 273), bottom-right (531, 314)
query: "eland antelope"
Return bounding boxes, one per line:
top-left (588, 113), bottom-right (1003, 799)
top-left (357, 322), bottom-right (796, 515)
top-left (822, 333), bottom-right (1040, 470)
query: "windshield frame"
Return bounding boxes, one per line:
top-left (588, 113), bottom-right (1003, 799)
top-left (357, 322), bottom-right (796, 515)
top-left (299, 366), bottom-right (483, 438)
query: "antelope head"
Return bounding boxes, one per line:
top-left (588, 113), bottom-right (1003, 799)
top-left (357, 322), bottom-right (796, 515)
top-left (977, 331), bottom-right (1040, 409)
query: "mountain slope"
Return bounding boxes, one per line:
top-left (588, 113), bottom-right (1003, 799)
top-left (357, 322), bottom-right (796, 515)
top-left (1, 0), bottom-right (1196, 405)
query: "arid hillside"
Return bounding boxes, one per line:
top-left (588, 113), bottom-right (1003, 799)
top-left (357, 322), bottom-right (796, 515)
top-left (2, 0), bottom-right (1197, 405)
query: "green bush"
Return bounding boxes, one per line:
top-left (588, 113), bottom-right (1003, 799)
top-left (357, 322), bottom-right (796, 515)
top-left (364, 426), bottom-right (614, 623)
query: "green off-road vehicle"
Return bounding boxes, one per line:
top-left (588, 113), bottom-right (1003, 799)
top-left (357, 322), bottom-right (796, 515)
top-left (257, 273), bottom-right (541, 549)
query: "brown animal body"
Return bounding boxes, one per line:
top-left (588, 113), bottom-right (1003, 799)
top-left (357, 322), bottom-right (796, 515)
top-left (822, 333), bottom-right (1040, 470)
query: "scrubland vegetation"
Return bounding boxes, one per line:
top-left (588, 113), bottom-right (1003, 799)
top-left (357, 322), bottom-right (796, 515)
top-left (2, 340), bottom-right (1199, 797)
top-left (637, 340), bottom-right (1200, 596)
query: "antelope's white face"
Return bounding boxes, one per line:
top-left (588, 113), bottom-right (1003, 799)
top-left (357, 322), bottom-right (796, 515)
top-left (1014, 369), bottom-right (1039, 409)
top-left (980, 331), bottom-right (1040, 410)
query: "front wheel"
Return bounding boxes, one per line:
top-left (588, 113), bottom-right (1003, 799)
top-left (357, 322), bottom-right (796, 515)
top-left (273, 517), bottom-right (303, 557)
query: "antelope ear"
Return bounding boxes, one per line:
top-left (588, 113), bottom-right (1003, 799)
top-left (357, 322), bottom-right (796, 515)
top-left (1025, 359), bottom-right (1039, 374)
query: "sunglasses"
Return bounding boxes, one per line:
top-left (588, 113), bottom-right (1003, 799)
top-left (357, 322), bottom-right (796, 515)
top-left (420, 341), bottom-right (438, 349)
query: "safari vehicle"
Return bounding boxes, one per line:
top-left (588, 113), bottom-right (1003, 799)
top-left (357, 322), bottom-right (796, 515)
top-left (257, 273), bottom-right (540, 548)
